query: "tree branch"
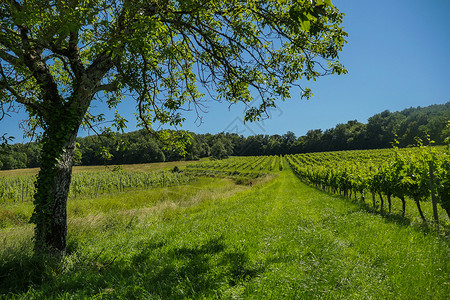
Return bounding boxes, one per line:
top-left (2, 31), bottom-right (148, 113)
top-left (18, 26), bottom-right (64, 110)
top-left (47, 32), bottom-right (85, 80)
top-left (0, 82), bottom-right (43, 116)
top-left (0, 50), bottom-right (19, 67)
top-left (93, 82), bottom-right (120, 94)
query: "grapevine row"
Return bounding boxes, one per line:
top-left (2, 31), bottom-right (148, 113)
top-left (0, 169), bottom-right (191, 203)
top-left (286, 146), bottom-right (450, 225)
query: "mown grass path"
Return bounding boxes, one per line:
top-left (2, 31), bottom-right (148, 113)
top-left (1, 168), bottom-right (449, 299)
top-left (178, 169), bottom-right (449, 299)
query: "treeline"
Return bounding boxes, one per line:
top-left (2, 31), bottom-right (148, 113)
top-left (1, 102), bottom-right (449, 170)
top-left (300, 102), bottom-right (450, 152)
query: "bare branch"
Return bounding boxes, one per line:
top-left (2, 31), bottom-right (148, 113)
top-left (0, 63), bottom-right (46, 117)
top-left (93, 82), bottom-right (120, 94)
top-left (0, 50), bottom-right (19, 66)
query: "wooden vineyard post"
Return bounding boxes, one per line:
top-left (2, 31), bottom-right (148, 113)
top-left (96, 182), bottom-right (100, 198)
top-left (372, 193), bottom-right (376, 208)
top-left (22, 183), bottom-right (25, 203)
top-left (429, 161), bottom-right (439, 230)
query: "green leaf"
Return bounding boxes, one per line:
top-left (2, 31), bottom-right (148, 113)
top-left (324, 0), bottom-right (333, 7)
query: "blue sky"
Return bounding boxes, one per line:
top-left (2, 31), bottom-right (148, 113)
top-left (199, 0), bottom-right (450, 137)
top-left (2, 0), bottom-right (450, 142)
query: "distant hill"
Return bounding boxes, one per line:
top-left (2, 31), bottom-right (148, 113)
top-left (1, 102), bottom-right (449, 170)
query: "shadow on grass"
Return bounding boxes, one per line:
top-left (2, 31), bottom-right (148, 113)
top-left (350, 198), bottom-right (450, 236)
top-left (1, 236), bottom-right (265, 298)
top-left (116, 236), bottom-right (264, 298)
top-left (356, 200), bottom-right (412, 226)
top-left (0, 251), bottom-right (58, 295)
top-left (309, 184), bottom-right (450, 239)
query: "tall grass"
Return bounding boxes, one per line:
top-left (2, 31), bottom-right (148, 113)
top-left (1, 168), bottom-right (448, 299)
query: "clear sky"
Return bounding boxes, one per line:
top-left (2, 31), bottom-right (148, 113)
top-left (2, 0), bottom-right (450, 142)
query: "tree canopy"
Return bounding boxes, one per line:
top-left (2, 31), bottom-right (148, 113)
top-left (0, 0), bottom-right (347, 257)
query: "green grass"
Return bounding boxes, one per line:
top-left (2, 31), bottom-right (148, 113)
top-left (1, 168), bottom-right (449, 299)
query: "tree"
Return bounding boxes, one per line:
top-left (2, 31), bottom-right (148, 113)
top-left (303, 129), bottom-right (324, 152)
top-left (211, 140), bottom-right (229, 160)
top-left (0, 0), bottom-right (347, 258)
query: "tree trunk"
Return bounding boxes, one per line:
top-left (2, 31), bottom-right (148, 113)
top-left (387, 193), bottom-right (392, 213)
top-left (428, 162), bottom-right (439, 229)
top-left (378, 192), bottom-right (384, 212)
top-left (372, 192), bottom-right (376, 208)
top-left (413, 195), bottom-right (427, 223)
top-left (442, 204), bottom-right (450, 220)
top-left (31, 122), bottom-right (79, 259)
top-left (400, 196), bottom-right (406, 217)
top-left (21, 34), bottom-right (114, 259)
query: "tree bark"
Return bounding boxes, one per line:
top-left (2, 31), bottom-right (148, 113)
top-left (442, 204), bottom-right (450, 220)
top-left (31, 126), bottom-right (78, 259)
top-left (372, 192), bottom-right (376, 208)
top-left (399, 196), bottom-right (406, 217)
top-left (378, 192), bottom-right (384, 212)
top-left (428, 162), bottom-right (439, 229)
top-left (387, 193), bottom-right (392, 213)
top-left (413, 196), bottom-right (427, 223)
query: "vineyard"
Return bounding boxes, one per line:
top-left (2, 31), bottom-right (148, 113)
top-left (0, 156), bottom-right (283, 204)
top-left (1, 148), bottom-right (449, 298)
top-left (186, 155), bottom-right (282, 173)
top-left (1, 147), bottom-right (450, 229)
top-left (286, 145), bottom-right (450, 227)
top-left (183, 145), bottom-right (450, 228)
top-left (184, 155), bottom-right (283, 181)
top-left (0, 168), bottom-right (192, 204)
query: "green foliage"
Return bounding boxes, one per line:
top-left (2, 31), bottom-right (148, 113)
top-left (234, 176), bottom-right (251, 185)
top-left (185, 155), bottom-right (279, 176)
top-left (1, 0), bottom-right (348, 149)
top-left (211, 141), bottom-right (229, 160)
top-left (436, 134), bottom-right (450, 215)
top-left (112, 165), bottom-right (124, 173)
top-left (286, 145), bottom-right (450, 225)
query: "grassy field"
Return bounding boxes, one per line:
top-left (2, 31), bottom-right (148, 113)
top-left (0, 163), bottom-right (449, 299)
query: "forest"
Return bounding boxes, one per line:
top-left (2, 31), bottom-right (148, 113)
top-left (1, 102), bottom-right (449, 170)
